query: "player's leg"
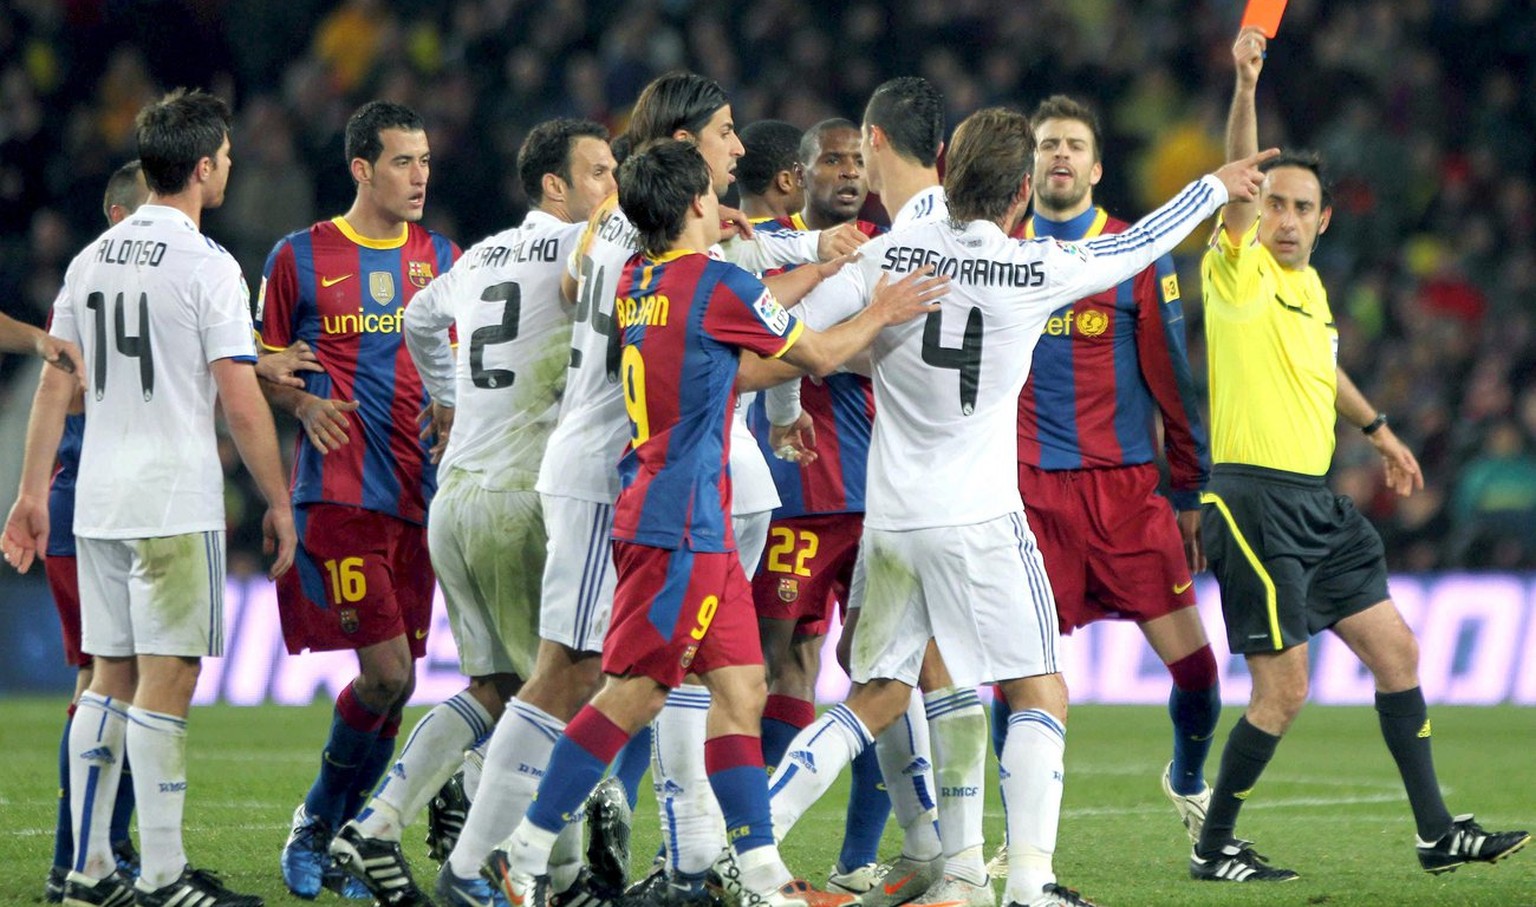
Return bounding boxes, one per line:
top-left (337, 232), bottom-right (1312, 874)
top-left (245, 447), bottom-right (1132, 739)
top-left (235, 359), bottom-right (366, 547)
top-left (995, 672), bottom-right (1067, 907)
top-left (917, 647), bottom-right (989, 895)
top-left (1140, 608), bottom-right (1220, 837)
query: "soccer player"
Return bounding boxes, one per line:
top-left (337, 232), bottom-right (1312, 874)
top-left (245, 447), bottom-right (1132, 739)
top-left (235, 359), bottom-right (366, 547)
top-left (1187, 27), bottom-right (1530, 883)
top-left (39, 158), bottom-right (149, 904)
top-left (989, 94), bottom-right (1219, 859)
top-left (324, 117), bottom-right (619, 906)
top-left (737, 120), bottom-right (806, 224)
top-left (763, 105), bottom-right (1274, 907)
top-left (485, 136), bottom-right (944, 907)
top-left (257, 100), bottom-right (460, 900)
top-left (747, 117), bottom-right (892, 896)
top-left (3, 88), bottom-right (297, 907)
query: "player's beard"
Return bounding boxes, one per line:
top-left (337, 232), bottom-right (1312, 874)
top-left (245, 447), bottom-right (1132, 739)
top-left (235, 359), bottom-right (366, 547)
top-left (1035, 179), bottom-right (1090, 217)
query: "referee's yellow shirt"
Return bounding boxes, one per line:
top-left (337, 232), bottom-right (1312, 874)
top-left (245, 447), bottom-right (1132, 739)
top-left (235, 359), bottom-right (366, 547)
top-left (1201, 219), bottom-right (1337, 476)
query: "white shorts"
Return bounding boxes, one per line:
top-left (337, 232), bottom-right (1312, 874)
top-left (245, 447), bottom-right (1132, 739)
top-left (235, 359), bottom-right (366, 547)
top-left (428, 473), bottom-right (545, 679)
top-left (76, 531), bottom-right (226, 658)
top-left (539, 494), bottom-right (616, 653)
top-left (733, 509), bottom-right (771, 576)
top-left (849, 512), bottom-right (1060, 687)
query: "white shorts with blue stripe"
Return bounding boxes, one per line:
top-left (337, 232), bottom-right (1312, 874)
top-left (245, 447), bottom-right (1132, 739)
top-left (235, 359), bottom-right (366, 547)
top-left (76, 530), bottom-right (226, 658)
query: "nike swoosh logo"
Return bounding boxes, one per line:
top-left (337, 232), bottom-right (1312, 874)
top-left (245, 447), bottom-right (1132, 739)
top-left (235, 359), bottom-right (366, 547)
top-left (1172, 580), bottom-right (1193, 594)
top-left (414, 629), bottom-right (427, 640)
top-left (321, 274), bottom-right (354, 287)
top-left (883, 872), bottom-right (917, 895)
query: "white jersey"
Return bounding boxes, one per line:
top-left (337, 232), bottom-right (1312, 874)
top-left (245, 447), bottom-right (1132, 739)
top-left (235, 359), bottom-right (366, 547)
top-left (49, 204), bottom-right (257, 539)
top-left (796, 175), bottom-right (1227, 531)
top-left (405, 210), bottom-right (579, 491)
top-left (732, 392), bottom-right (779, 515)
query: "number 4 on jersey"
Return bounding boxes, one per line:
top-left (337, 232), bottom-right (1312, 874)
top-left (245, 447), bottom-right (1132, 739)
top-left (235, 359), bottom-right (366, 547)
top-left (921, 306), bottom-right (984, 415)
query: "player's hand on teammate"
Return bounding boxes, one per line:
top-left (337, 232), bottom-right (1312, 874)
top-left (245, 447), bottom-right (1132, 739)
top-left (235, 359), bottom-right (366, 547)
top-left (419, 402), bottom-right (455, 464)
top-left (868, 263), bottom-right (949, 326)
top-left (1213, 148), bottom-right (1280, 204)
top-left (815, 250), bottom-right (861, 281)
top-left (718, 205), bottom-right (755, 242)
top-left (254, 339), bottom-right (324, 389)
top-left (1177, 509), bottom-right (1207, 574)
top-left (1233, 27), bottom-right (1267, 88)
top-left (36, 334), bottom-right (87, 391)
top-left (262, 503), bottom-right (297, 580)
top-left (1368, 423), bottom-right (1425, 497)
top-left (295, 394), bottom-right (360, 453)
top-left (770, 411), bottom-right (817, 466)
top-left (1, 495), bottom-right (49, 574)
top-left (817, 223), bottom-right (870, 261)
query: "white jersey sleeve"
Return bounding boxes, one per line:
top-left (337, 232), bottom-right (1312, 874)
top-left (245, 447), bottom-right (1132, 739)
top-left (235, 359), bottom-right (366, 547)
top-left (403, 265), bottom-right (459, 407)
top-left (65, 204), bottom-right (256, 539)
top-left (722, 227), bottom-right (821, 273)
top-left (431, 211), bottom-right (581, 490)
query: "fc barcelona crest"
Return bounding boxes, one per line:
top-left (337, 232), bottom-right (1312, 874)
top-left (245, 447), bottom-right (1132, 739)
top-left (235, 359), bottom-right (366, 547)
top-left (680, 643), bottom-right (699, 669)
top-left (368, 271), bottom-right (395, 306)
top-left (339, 608), bottom-right (360, 634)
top-left (408, 260), bottom-right (435, 289)
top-left (777, 577), bottom-right (799, 603)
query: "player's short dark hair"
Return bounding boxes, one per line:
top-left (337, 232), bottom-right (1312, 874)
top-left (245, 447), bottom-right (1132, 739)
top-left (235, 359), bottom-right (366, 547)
top-left (518, 118), bottom-right (610, 205)
top-left (611, 133), bottom-right (635, 167)
top-left (134, 89), bottom-right (232, 195)
top-left (627, 72), bottom-right (730, 146)
top-left (1030, 95), bottom-right (1103, 162)
top-left (102, 159), bottom-right (145, 222)
top-left (799, 118), bottom-right (860, 165)
top-left (618, 140), bottom-right (712, 258)
top-left (345, 100), bottom-right (425, 167)
top-left (737, 120), bottom-right (802, 198)
top-left (1261, 150), bottom-right (1334, 208)
top-left (864, 77), bottom-right (944, 168)
top-left (944, 107), bottom-right (1036, 223)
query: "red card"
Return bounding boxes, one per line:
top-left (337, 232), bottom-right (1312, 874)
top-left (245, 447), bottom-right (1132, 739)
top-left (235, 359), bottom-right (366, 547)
top-left (1241, 0), bottom-right (1287, 37)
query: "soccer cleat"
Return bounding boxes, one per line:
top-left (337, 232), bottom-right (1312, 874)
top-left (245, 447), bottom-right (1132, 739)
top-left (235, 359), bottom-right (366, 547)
top-left (280, 803), bottom-right (332, 899)
top-left (983, 845), bottom-right (1007, 881)
top-left (584, 776), bottom-right (632, 892)
top-left (1416, 814), bottom-right (1530, 874)
top-left (827, 863), bottom-right (884, 896)
top-left (1022, 882), bottom-right (1101, 907)
top-left (46, 866), bottom-right (67, 903)
top-left (329, 820), bottom-right (432, 905)
top-left (61, 870), bottom-right (134, 907)
top-left (852, 855), bottom-right (941, 907)
top-left (623, 867), bottom-right (724, 907)
top-left (553, 866), bottom-right (626, 907)
top-left (483, 849), bottom-right (550, 907)
top-left (776, 879), bottom-right (855, 907)
top-left (435, 862), bottom-right (507, 907)
top-left (1189, 841), bottom-right (1299, 882)
top-left (1160, 761), bottom-right (1211, 845)
top-left (427, 771), bottom-right (471, 864)
top-left (111, 839), bottom-right (140, 879)
top-left (914, 874), bottom-right (995, 907)
top-left (132, 866), bottom-right (264, 907)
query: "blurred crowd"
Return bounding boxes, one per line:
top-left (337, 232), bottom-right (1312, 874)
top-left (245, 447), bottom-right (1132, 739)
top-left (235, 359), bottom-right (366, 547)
top-left (2, 0), bottom-right (1533, 572)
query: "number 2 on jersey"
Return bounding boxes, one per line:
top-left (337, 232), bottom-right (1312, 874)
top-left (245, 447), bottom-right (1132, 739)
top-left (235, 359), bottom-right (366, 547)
top-left (469, 280), bottom-right (521, 389)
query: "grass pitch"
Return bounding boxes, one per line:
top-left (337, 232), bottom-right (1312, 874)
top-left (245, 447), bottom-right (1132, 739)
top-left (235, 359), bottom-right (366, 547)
top-left (2, 699), bottom-right (1531, 906)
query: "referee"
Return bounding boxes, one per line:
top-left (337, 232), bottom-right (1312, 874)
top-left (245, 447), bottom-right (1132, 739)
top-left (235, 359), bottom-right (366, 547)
top-left (1188, 26), bottom-right (1529, 883)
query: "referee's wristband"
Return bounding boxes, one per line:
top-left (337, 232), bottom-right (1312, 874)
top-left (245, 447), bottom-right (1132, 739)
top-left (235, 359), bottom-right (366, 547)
top-left (1361, 413), bottom-right (1388, 435)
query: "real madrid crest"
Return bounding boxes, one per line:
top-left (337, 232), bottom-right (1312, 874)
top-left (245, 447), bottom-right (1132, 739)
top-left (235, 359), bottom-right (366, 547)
top-left (368, 271), bottom-right (395, 306)
top-left (408, 260), bottom-right (435, 289)
top-left (777, 577), bottom-right (800, 603)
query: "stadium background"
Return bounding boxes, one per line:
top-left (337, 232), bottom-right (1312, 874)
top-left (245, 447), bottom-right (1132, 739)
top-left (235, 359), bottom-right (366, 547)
top-left (0, 0), bottom-right (1534, 702)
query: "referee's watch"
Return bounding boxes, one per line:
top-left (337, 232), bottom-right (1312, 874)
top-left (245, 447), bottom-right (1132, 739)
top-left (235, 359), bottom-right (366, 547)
top-left (1362, 413), bottom-right (1388, 435)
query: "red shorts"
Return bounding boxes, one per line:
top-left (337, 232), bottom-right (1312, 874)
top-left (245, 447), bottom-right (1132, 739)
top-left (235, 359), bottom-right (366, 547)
top-left (751, 513), bottom-right (862, 636)
top-left (603, 541), bottom-right (763, 687)
top-left (1018, 462), bottom-right (1195, 632)
top-left (277, 503), bottom-right (435, 656)
top-left (45, 554), bottom-right (89, 668)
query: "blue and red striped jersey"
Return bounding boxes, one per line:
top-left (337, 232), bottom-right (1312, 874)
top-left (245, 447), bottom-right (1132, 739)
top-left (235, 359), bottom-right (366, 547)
top-left (612, 250), bottom-right (803, 552)
top-left (1013, 207), bottom-right (1209, 510)
top-left (746, 215), bottom-right (882, 518)
top-left (256, 217), bottom-right (459, 525)
top-left (45, 414), bottom-right (84, 557)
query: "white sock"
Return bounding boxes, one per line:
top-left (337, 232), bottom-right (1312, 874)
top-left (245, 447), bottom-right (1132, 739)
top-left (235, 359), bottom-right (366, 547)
top-left (360, 691), bottom-right (494, 840)
top-left (462, 737), bottom-right (488, 800)
top-left (926, 686), bottom-right (987, 882)
top-left (1000, 709), bottom-right (1065, 904)
top-left (126, 706), bottom-right (189, 889)
top-left (550, 818), bottom-right (584, 891)
top-left (447, 699), bottom-right (563, 879)
top-left (652, 684), bottom-right (724, 876)
top-left (69, 692), bottom-right (127, 879)
top-left (506, 819), bottom-right (561, 876)
top-left (768, 703), bottom-right (871, 840)
top-left (875, 691), bottom-right (941, 861)
top-left (736, 843), bottom-right (793, 894)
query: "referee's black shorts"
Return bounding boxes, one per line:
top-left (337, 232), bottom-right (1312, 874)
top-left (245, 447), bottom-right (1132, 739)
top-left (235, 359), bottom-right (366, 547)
top-left (1200, 464), bottom-right (1390, 655)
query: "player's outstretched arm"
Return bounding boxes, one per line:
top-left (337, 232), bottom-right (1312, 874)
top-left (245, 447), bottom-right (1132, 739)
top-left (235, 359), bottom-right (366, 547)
top-left (0, 313), bottom-right (85, 389)
top-left (1223, 26), bottom-right (1268, 241)
top-left (260, 379), bottom-right (359, 454)
top-left (213, 358), bottom-right (297, 578)
top-left (778, 265), bottom-right (948, 379)
top-left (1, 361), bottom-right (75, 574)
